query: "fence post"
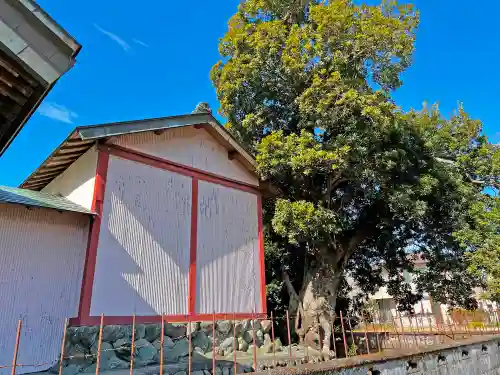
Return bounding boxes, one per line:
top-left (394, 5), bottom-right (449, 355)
top-left (212, 312), bottom-right (216, 375)
top-left (58, 318), bottom-right (69, 375)
top-left (445, 313), bottom-right (455, 340)
top-left (160, 315), bottom-right (164, 375)
top-left (493, 309), bottom-right (500, 334)
top-left (397, 312), bottom-right (407, 348)
top-left (346, 314), bottom-right (356, 355)
top-left (95, 314), bottom-right (104, 375)
top-left (332, 314), bottom-right (337, 358)
top-left (421, 301), bottom-right (436, 345)
top-left (286, 310), bottom-right (292, 360)
top-left (407, 314), bottom-right (418, 347)
top-left (371, 312), bottom-right (381, 352)
top-left (389, 311), bottom-right (402, 349)
top-left (233, 313), bottom-right (237, 375)
top-left (270, 311), bottom-right (276, 366)
top-left (361, 315), bottom-right (370, 354)
top-left (413, 312), bottom-right (422, 346)
top-left (129, 314), bottom-right (136, 375)
top-left (339, 311), bottom-right (348, 357)
top-left (188, 314), bottom-right (192, 375)
top-left (252, 312), bottom-right (257, 371)
top-left (376, 309), bottom-right (391, 349)
top-left (11, 320), bottom-right (22, 375)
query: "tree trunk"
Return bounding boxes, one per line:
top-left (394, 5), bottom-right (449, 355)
top-left (283, 252), bottom-right (341, 356)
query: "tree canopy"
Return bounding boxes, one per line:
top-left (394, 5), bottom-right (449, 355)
top-left (211, 0), bottom-right (500, 352)
top-left (458, 195), bottom-right (500, 303)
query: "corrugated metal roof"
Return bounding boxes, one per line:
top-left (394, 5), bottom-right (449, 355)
top-left (21, 111), bottom-right (257, 191)
top-left (0, 185), bottom-right (94, 214)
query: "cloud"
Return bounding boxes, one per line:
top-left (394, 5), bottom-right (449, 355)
top-left (38, 102), bottom-right (78, 124)
top-left (132, 38), bottom-right (149, 48)
top-left (94, 24), bottom-right (131, 52)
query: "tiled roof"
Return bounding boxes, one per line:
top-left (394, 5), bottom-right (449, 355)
top-left (0, 185), bottom-right (93, 214)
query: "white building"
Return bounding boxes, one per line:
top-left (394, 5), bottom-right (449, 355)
top-left (368, 256), bottom-right (499, 329)
top-left (0, 108), bottom-right (267, 373)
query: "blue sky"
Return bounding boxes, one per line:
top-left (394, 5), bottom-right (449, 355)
top-left (1, 0), bottom-right (499, 187)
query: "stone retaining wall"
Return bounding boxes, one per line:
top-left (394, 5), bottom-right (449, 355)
top-left (49, 323), bottom-right (500, 375)
top-left (252, 335), bottom-right (500, 375)
top-left (56, 320), bottom-right (281, 375)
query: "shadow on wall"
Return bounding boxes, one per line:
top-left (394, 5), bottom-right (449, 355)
top-left (91, 158), bottom-right (261, 317)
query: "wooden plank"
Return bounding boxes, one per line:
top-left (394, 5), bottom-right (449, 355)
top-left (0, 68), bottom-right (34, 97)
top-left (0, 82), bottom-right (27, 105)
top-left (0, 50), bottom-right (37, 87)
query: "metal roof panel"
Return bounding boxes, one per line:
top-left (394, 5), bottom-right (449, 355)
top-left (0, 185), bottom-right (94, 214)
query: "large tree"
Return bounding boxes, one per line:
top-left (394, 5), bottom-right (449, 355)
top-left (211, 0), bottom-right (500, 354)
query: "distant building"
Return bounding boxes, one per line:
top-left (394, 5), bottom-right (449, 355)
top-left (0, 109), bottom-right (267, 373)
top-left (367, 255), bottom-right (499, 328)
top-left (0, 0), bottom-right (81, 155)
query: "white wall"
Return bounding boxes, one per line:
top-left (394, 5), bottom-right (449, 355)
top-left (376, 298), bottom-right (436, 328)
top-left (0, 204), bottom-right (88, 375)
top-left (90, 156), bottom-right (192, 316)
top-left (42, 146), bottom-right (98, 210)
top-left (195, 181), bottom-right (261, 314)
top-left (110, 126), bottom-right (259, 186)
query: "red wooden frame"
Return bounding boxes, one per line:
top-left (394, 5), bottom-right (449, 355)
top-left (188, 178), bottom-right (199, 314)
top-left (71, 151), bottom-right (109, 326)
top-left (70, 143), bottom-right (266, 326)
top-left (97, 144), bottom-right (261, 195)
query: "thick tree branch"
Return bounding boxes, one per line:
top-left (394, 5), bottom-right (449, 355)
top-left (334, 201), bottom-right (384, 266)
top-left (331, 177), bottom-right (349, 191)
top-left (282, 269), bottom-right (299, 300)
top-left (334, 223), bottom-right (376, 267)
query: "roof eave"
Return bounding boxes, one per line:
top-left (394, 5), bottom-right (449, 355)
top-left (21, 112), bottom-right (261, 191)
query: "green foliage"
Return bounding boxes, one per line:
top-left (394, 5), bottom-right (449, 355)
top-left (212, 0), bottom-right (499, 314)
top-left (457, 196), bottom-right (500, 302)
top-left (347, 343), bottom-right (358, 357)
top-left (468, 322), bottom-right (486, 330)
